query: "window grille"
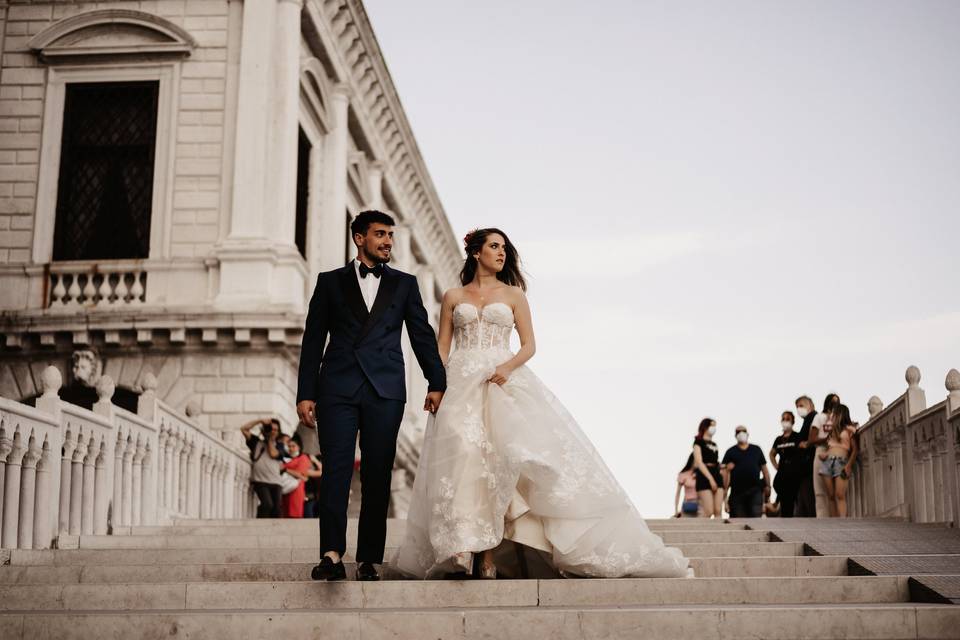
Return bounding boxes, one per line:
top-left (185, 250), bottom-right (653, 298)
top-left (52, 81), bottom-right (159, 262)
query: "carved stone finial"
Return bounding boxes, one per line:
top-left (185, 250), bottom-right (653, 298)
top-left (184, 401), bottom-right (200, 418)
top-left (140, 370), bottom-right (158, 393)
top-left (41, 366), bottom-right (63, 397)
top-left (947, 369), bottom-right (960, 409)
top-left (947, 369), bottom-right (960, 393)
top-left (906, 365), bottom-right (921, 388)
top-left (867, 396), bottom-right (884, 417)
top-left (95, 375), bottom-right (115, 402)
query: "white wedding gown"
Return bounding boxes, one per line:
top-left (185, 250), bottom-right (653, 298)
top-left (392, 302), bottom-right (690, 579)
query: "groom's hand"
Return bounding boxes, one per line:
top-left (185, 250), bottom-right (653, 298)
top-left (424, 391), bottom-right (444, 414)
top-left (297, 400), bottom-right (317, 428)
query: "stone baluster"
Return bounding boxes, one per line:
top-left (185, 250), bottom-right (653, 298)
top-left (198, 451), bottom-right (208, 519)
top-left (91, 376), bottom-right (116, 536)
top-left (163, 427), bottom-right (176, 516)
top-left (0, 426), bottom-right (12, 535)
top-left (58, 428), bottom-right (76, 535)
top-left (121, 435), bottom-right (136, 526)
top-left (16, 434), bottom-right (42, 549)
top-left (141, 443), bottom-right (157, 525)
top-left (156, 425), bottom-right (168, 511)
top-left (132, 437), bottom-right (147, 526)
top-left (944, 369), bottom-right (960, 525)
top-left (923, 443), bottom-right (937, 522)
top-left (934, 434), bottom-right (948, 523)
top-left (93, 438), bottom-right (109, 535)
top-left (81, 436), bottom-right (98, 535)
top-left (913, 440), bottom-right (928, 522)
top-left (213, 456), bottom-right (223, 518)
top-left (1, 430), bottom-right (26, 548)
top-left (177, 441), bottom-right (190, 515)
top-left (203, 453), bottom-right (214, 519)
top-left (871, 437), bottom-right (886, 516)
top-left (112, 432), bottom-right (125, 526)
top-left (68, 432), bottom-right (88, 535)
top-left (33, 438), bottom-right (52, 549)
top-left (170, 433), bottom-right (184, 516)
top-left (187, 440), bottom-right (202, 517)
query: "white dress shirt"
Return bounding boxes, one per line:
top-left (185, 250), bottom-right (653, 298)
top-left (354, 259), bottom-right (381, 312)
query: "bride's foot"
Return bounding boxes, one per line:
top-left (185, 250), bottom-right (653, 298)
top-left (452, 551), bottom-right (472, 574)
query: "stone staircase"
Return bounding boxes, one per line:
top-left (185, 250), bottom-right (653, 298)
top-left (1, 517), bottom-right (958, 639)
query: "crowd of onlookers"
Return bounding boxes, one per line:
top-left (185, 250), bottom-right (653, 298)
top-left (675, 393), bottom-right (859, 519)
top-left (242, 417), bottom-right (324, 518)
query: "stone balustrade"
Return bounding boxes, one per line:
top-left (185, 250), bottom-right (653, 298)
top-left (0, 366), bottom-right (254, 550)
top-left (849, 366), bottom-right (960, 524)
top-left (47, 261), bottom-right (147, 309)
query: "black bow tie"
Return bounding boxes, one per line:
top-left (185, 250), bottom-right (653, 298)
top-left (359, 262), bottom-right (384, 279)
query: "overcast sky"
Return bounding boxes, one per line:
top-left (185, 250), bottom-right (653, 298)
top-left (364, 0), bottom-right (960, 517)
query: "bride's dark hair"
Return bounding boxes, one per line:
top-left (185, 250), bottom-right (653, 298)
top-left (459, 228), bottom-right (527, 291)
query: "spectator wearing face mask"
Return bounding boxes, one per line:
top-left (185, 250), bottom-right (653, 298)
top-left (770, 411), bottom-right (804, 517)
top-left (692, 418), bottom-right (723, 519)
top-left (793, 396), bottom-right (818, 517)
top-left (722, 426), bottom-right (771, 518)
top-left (811, 393), bottom-right (840, 517)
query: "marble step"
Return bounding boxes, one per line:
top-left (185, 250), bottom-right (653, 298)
top-left (1, 604), bottom-right (957, 640)
top-left (0, 576), bottom-right (910, 611)
top-left (0, 556), bottom-right (849, 584)
top-left (9, 541), bottom-right (803, 566)
top-left (56, 530), bottom-right (772, 550)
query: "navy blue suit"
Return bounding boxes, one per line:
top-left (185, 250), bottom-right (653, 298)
top-left (296, 262), bottom-right (445, 562)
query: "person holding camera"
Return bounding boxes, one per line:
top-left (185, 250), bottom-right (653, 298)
top-left (241, 417), bottom-right (284, 518)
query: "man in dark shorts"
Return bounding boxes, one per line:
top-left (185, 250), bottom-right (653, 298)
top-left (722, 426), bottom-right (771, 518)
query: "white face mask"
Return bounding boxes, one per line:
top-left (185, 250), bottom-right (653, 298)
top-left (781, 421), bottom-right (793, 431)
top-left (707, 425), bottom-right (717, 436)
top-left (736, 432), bottom-right (749, 444)
top-left (797, 407), bottom-right (809, 419)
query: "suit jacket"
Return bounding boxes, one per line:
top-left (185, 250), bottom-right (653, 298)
top-left (296, 262), bottom-right (446, 403)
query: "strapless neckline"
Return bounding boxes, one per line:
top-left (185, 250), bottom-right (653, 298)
top-left (454, 301), bottom-right (512, 316)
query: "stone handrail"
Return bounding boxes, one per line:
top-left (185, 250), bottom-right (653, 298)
top-left (849, 366), bottom-right (960, 524)
top-left (0, 366), bottom-right (254, 550)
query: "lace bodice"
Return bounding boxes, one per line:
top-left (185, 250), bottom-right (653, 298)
top-left (453, 302), bottom-right (514, 351)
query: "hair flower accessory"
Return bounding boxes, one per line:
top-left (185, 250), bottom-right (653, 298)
top-left (463, 229), bottom-right (479, 248)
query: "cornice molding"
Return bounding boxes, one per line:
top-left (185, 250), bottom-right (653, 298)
top-left (306, 0), bottom-right (462, 290)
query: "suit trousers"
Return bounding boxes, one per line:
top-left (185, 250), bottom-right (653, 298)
top-left (316, 380), bottom-right (405, 563)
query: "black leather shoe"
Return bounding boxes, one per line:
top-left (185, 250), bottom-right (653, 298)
top-left (311, 556), bottom-right (346, 581)
top-left (356, 562), bottom-right (380, 581)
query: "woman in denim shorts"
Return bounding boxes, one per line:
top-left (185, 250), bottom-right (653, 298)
top-left (817, 404), bottom-right (859, 517)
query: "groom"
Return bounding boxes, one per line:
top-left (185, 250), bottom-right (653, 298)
top-left (296, 210), bottom-right (446, 582)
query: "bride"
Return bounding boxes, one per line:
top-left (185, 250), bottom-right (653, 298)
top-left (393, 228), bottom-right (690, 579)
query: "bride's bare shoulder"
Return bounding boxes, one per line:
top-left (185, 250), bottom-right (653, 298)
top-left (441, 287), bottom-right (466, 306)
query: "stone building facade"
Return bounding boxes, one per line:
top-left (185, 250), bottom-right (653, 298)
top-left (0, 0), bottom-right (461, 509)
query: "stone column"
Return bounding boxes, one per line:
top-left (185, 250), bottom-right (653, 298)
top-left (163, 431), bottom-right (175, 517)
top-left (316, 85), bottom-right (352, 272)
top-left (17, 436), bottom-right (42, 549)
top-left (2, 431), bottom-right (26, 548)
top-left (924, 447), bottom-right (937, 522)
top-left (366, 161), bottom-right (384, 210)
top-left (156, 427), bottom-right (168, 512)
top-left (914, 442), bottom-right (928, 522)
top-left (934, 436), bottom-right (947, 523)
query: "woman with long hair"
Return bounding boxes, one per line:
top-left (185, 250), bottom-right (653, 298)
top-left (393, 228), bottom-right (689, 580)
top-left (692, 418), bottom-right (723, 518)
top-left (818, 403), bottom-right (859, 517)
top-left (675, 454), bottom-right (700, 518)
top-left (811, 393), bottom-right (840, 516)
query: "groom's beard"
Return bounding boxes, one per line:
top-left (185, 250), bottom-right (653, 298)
top-left (361, 247), bottom-right (392, 264)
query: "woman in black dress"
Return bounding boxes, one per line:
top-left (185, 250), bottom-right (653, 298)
top-left (692, 418), bottom-right (723, 518)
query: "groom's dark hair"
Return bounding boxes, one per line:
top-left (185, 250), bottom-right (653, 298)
top-left (351, 210), bottom-right (395, 237)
